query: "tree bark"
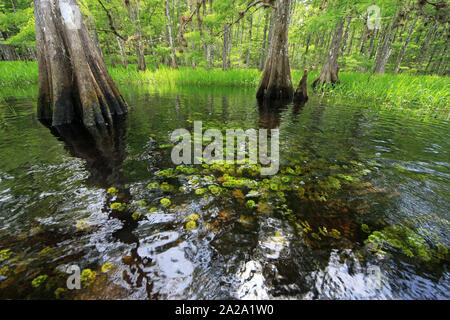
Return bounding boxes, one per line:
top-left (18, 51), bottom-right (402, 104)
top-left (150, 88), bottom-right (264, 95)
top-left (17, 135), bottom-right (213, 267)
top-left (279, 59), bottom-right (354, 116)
top-left (256, 0), bottom-right (293, 100)
top-left (312, 18), bottom-right (345, 88)
top-left (394, 19), bottom-right (416, 74)
top-left (34, 0), bottom-right (127, 128)
top-left (165, 0), bottom-right (178, 69)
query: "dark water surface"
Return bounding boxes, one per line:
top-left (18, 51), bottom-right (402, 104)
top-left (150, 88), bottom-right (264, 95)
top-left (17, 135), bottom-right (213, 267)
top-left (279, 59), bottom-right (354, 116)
top-left (0, 85), bottom-right (449, 299)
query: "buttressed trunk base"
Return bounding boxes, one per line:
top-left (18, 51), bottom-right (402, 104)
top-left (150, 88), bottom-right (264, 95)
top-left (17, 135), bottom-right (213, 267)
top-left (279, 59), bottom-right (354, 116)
top-left (34, 0), bottom-right (127, 128)
top-left (256, 0), bottom-right (293, 101)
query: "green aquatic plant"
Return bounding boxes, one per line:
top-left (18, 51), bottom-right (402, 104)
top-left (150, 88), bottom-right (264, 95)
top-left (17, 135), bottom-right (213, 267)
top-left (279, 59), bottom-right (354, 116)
top-left (195, 188), bottom-right (207, 195)
top-left (147, 182), bottom-right (160, 190)
top-left (54, 287), bottom-right (66, 299)
top-left (185, 220), bottom-right (197, 230)
top-left (361, 224), bottom-right (371, 234)
top-left (101, 262), bottom-right (113, 273)
top-left (365, 225), bottom-right (449, 263)
top-left (160, 198), bottom-right (171, 208)
top-left (106, 187), bottom-right (118, 196)
top-left (31, 274), bottom-right (48, 288)
top-left (246, 200), bottom-right (256, 208)
top-left (137, 201), bottom-right (147, 207)
top-left (0, 266), bottom-right (9, 276)
top-left (132, 211), bottom-right (144, 220)
top-left (80, 269), bottom-right (97, 286)
top-left (110, 202), bottom-right (127, 211)
top-left (0, 249), bottom-right (13, 262)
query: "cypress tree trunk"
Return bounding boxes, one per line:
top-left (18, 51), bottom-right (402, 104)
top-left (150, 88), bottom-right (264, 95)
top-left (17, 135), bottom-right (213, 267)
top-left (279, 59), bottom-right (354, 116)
top-left (256, 0), bottom-right (293, 100)
top-left (312, 18), bottom-right (345, 88)
top-left (34, 0), bottom-right (127, 128)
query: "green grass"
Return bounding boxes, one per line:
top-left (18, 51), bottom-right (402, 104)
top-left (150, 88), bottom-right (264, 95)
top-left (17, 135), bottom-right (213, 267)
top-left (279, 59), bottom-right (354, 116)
top-left (1, 61), bottom-right (448, 116)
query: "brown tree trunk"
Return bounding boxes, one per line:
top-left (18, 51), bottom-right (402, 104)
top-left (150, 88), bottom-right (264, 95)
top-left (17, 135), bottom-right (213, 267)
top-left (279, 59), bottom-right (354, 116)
top-left (312, 18), bottom-right (345, 88)
top-left (256, 0), bottom-right (293, 100)
top-left (34, 0), bottom-right (127, 128)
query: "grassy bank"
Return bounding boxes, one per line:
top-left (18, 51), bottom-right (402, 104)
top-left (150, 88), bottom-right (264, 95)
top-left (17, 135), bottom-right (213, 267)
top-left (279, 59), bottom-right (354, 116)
top-left (1, 61), bottom-right (448, 116)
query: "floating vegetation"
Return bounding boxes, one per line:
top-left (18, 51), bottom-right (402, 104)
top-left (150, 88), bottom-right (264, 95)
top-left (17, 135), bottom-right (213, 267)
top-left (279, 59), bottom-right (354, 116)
top-left (101, 263), bottom-right (113, 273)
top-left (110, 202), bottom-right (127, 211)
top-left (365, 225), bottom-right (449, 263)
top-left (0, 249), bottom-right (13, 262)
top-left (31, 275), bottom-right (48, 288)
top-left (246, 200), bottom-right (256, 208)
top-left (185, 220), bottom-right (197, 230)
top-left (80, 269), bottom-right (97, 287)
top-left (160, 198), bottom-right (171, 208)
top-left (106, 187), bottom-right (118, 196)
top-left (132, 211), bottom-right (144, 220)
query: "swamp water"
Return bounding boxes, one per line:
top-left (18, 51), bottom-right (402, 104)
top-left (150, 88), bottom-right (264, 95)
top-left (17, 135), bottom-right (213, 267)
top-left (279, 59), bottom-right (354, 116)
top-left (0, 85), bottom-right (449, 299)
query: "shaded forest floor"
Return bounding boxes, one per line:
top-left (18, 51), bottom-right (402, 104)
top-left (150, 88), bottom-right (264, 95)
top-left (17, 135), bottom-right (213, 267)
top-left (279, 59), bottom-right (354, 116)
top-left (0, 61), bottom-right (448, 118)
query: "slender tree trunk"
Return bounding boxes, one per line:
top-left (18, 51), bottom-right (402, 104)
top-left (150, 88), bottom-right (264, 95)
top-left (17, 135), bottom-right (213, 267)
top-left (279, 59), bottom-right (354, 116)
top-left (256, 0), bottom-right (293, 100)
top-left (116, 36), bottom-right (128, 68)
top-left (34, 0), bottom-right (127, 128)
top-left (258, 11), bottom-right (269, 71)
top-left (259, 11), bottom-right (269, 71)
top-left (165, 0), bottom-right (178, 69)
top-left (10, 0), bottom-right (16, 13)
top-left (346, 28), bottom-right (354, 55)
top-left (359, 23), bottom-right (369, 55)
top-left (394, 19), bottom-right (416, 74)
top-left (312, 18), bottom-right (345, 88)
top-left (303, 33), bottom-right (310, 68)
top-left (238, 21), bottom-right (244, 68)
top-left (424, 41), bottom-right (439, 73)
top-left (127, 2), bottom-right (146, 71)
top-left (373, 12), bottom-right (400, 74)
top-left (367, 29), bottom-right (377, 59)
top-left (206, 0), bottom-right (213, 69)
top-left (341, 12), bottom-right (352, 56)
top-left (417, 23), bottom-right (439, 70)
top-left (222, 23), bottom-right (231, 70)
top-left (246, 15), bottom-right (253, 67)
